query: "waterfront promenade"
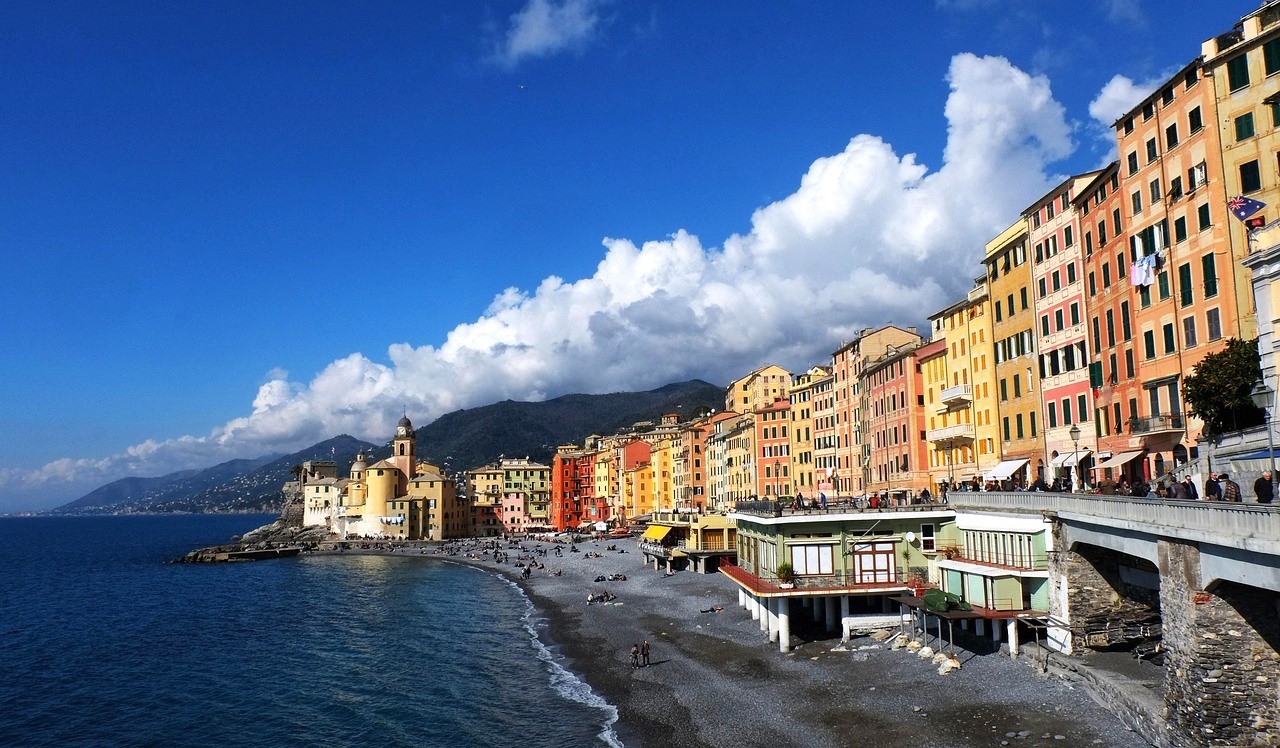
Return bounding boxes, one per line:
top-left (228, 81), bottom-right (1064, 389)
top-left (425, 535), bottom-right (1151, 748)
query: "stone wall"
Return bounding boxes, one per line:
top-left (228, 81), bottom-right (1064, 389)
top-left (1053, 524), bottom-right (1161, 651)
top-left (1159, 538), bottom-right (1280, 747)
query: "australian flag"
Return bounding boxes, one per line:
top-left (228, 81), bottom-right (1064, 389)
top-left (1228, 195), bottom-right (1267, 221)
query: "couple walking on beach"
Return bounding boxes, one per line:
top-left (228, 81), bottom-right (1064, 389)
top-left (629, 640), bottom-right (650, 668)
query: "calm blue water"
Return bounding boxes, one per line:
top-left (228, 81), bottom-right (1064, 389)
top-left (0, 515), bottom-right (617, 747)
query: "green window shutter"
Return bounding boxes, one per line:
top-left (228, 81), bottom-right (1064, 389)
top-left (1202, 255), bottom-right (1218, 297)
top-left (1179, 264), bottom-right (1193, 307)
top-left (1228, 54), bottom-right (1250, 91)
top-left (1266, 37), bottom-right (1280, 76)
top-left (1089, 361), bottom-right (1104, 389)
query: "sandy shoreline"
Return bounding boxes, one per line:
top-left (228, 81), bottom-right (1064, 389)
top-left (401, 536), bottom-right (1154, 748)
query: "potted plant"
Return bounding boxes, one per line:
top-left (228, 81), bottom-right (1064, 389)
top-left (776, 562), bottom-right (795, 588)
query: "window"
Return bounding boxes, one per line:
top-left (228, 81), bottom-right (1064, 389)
top-left (1123, 117), bottom-right (1134, 135)
top-left (1227, 54), bottom-right (1250, 91)
top-left (1186, 68), bottom-right (1199, 88)
top-left (1121, 301), bottom-right (1132, 340)
top-left (921, 524), bottom-right (936, 553)
top-left (1002, 417), bottom-right (1010, 441)
top-left (1266, 36), bottom-right (1280, 76)
top-left (1064, 226), bottom-right (1074, 247)
top-left (1013, 375), bottom-right (1021, 397)
top-left (1020, 287), bottom-right (1028, 310)
top-left (1132, 191), bottom-right (1143, 213)
top-left (1178, 263), bottom-right (1193, 307)
top-left (1143, 101), bottom-right (1155, 121)
top-left (1127, 151), bottom-right (1139, 175)
top-left (1047, 201), bottom-right (1056, 219)
top-left (1062, 397), bottom-right (1073, 424)
top-left (1163, 323), bottom-right (1176, 354)
top-left (1189, 106), bottom-right (1203, 133)
top-left (1038, 278), bottom-right (1047, 297)
top-left (1161, 86), bottom-right (1174, 106)
top-left (1048, 402), bottom-right (1057, 428)
top-left (1236, 112), bottom-right (1256, 141)
top-left (1092, 316), bottom-right (1101, 351)
top-left (1066, 262), bottom-right (1077, 284)
top-left (1150, 179), bottom-right (1161, 203)
top-left (1054, 309), bottom-right (1064, 331)
top-left (1041, 315), bottom-right (1050, 336)
top-left (1000, 379), bottom-right (1008, 400)
top-left (1202, 255), bottom-right (1218, 297)
top-left (1183, 316), bottom-right (1198, 348)
top-left (1078, 394), bottom-right (1088, 423)
top-left (1198, 203), bottom-right (1211, 231)
top-left (1088, 271), bottom-right (1097, 296)
top-left (1170, 176), bottom-right (1183, 200)
top-left (1158, 271), bottom-right (1170, 300)
top-left (1140, 284), bottom-right (1151, 308)
top-left (1146, 137), bottom-right (1158, 163)
top-left (1070, 302), bottom-right (1080, 326)
top-left (1144, 330), bottom-right (1156, 359)
top-left (1125, 348), bottom-right (1134, 378)
top-left (1166, 123), bottom-right (1179, 149)
top-left (1102, 263), bottom-right (1112, 288)
top-left (1085, 231), bottom-right (1093, 255)
top-left (1207, 308), bottom-right (1222, 340)
top-left (995, 302), bottom-right (1002, 322)
top-left (1174, 216), bottom-right (1187, 242)
top-left (1106, 309), bottom-right (1116, 347)
top-left (1241, 159), bottom-right (1262, 193)
top-left (1113, 208), bottom-right (1122, 235)
top-left (1015, 413), bottom-right (1024, 439)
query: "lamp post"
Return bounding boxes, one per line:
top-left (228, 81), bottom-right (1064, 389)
top-left (1251, 380), bottom-right (1276, 493)
top-left (774, 460), bottom-right (781, 502)
top-left (1069, 423), bottom-right (1081, 494)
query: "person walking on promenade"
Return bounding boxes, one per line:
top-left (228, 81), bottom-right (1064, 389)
top-left (1183, 476), bottom-right (1199, 500)
top-left (630, 644), bottom-right (640, 669)
top-left (1204, 473), bottom-right (1221, 501)
top-left (641, 640), bottom-right (650, 667)
top-left (1220, 473), bottom-right (1242, 502)
top-left (1254, 471), bottom-right (1274, 504)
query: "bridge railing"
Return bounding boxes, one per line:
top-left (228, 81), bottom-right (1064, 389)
top-left (946, 491), bottom-right (1280, 551)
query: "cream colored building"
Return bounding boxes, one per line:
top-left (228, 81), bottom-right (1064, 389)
top-left (788, 366), bottom-right (830, 498)
top-left (725, 364), bottom-right (792, 414)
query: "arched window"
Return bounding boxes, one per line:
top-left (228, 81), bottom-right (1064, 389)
top-left (399, 444), bottom-right (406, 456)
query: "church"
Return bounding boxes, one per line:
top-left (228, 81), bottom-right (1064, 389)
top-left (299, 416), bottom-right (469, 540)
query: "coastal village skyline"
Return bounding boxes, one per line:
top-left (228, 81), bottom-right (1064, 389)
top-left (0, 1), bottom-right (1260, 513)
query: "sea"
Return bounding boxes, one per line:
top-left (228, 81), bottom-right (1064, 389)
top-left (0, 515), bottom-right (619, 748)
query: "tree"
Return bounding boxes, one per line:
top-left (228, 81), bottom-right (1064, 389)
top-left (1183, 338), bottom-right (1265, 435)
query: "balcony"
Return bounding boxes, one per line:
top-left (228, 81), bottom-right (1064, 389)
top-left (926, 422), bottom-right (975, 443)
top-left (732, 499), bottom-right (950, 518)
top-left (939, 383), bottom-right (973, 408)
top-left (935, 541), bottom-right (1047, 572)
top-left (721, 562), bottom-right (908, 595)
top-left (1130, 414), bottom-right (1184, 436)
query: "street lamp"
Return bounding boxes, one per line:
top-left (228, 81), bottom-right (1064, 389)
top-left (1069, 423), bottom-right (1081, 494)
top-left (1250, 380), bottom-right (1276, 493)
top-left (774, 460), bottom-right (781, 502)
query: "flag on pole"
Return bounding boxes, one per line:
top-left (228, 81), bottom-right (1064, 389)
top-left (1228, 195), bottom-right (1266, 221)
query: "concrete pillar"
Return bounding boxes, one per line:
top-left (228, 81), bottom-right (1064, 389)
top-left (991, 620), bottom-right (1002, 643)
top-left (881, 595), bottom-right (893, 613)
top-left (739, 589), bottom-right (746, 608)
top-left (975, 618), bottom-right (986, 636)
top-left (840, 595), bottom-right (850, 620)
top-left (824, 596), bottom-right (838, 632)
top-left (961, 619), bottom-right (970, 631)
top-left (802, 597), bottom-right (811, 609)
top-left (1007, 620), bottom-right (1020, 659)
top-left (750, 594), bottom-right (761, 621)
top-left (767, 598), bottom-right (780, 643)
top-left (665, 559), bottom-right (672, 574)
top-left (777, 599), bottom-right (791, 653)
top-left (812, 596), bottom-right (822, 622)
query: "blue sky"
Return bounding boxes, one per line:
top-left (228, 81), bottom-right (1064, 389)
top-left (0, 0), bottom-right (1255, 511)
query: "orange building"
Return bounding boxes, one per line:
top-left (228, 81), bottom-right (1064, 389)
top-left (862, 340), bottom-right (930, 499)
top-left (754, 398), bottom-right (792, 498)
top-left (1104, 58), bottom-right (1243, 482)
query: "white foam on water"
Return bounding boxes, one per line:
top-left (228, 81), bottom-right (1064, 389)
top-left (499, 575), bottom-right (623, 747)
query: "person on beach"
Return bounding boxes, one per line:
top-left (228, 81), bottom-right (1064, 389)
top-left (630, 644), bottom-right (640, 668)
top-left (641, 640), bottom-right (650, 667)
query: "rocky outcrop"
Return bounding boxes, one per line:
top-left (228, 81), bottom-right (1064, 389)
top-left (175, 517), bottom-right (331, 563)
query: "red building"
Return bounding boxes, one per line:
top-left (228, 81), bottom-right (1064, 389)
top-left (551, 443), bottom-right (599, 531)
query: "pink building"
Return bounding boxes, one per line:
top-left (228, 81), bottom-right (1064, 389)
top-left (754, 399), bottom-right (791, 498)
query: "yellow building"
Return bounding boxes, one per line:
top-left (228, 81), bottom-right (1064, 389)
top-left (788, 366), bottom-right (829, 498)
top-left (725, 364), bottom-right (792, 414)
top-left (984, 218), bottom-right (1045, 487)
top-left (649, 437), bottom-right (677, 511)
top-left (926, 283), bottom-right (998, 489)
top-left (1202, 4), bottom-right (1280, 339)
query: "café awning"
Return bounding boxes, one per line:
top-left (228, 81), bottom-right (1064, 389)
top-left (1093, 450), bottom-right (1144, 470)
top-left (641, 525), bottom-right (672, 542)
top-left (1051, 450), bottom-right (1092, 468)
top-left (984, 458), bottom-right (1029, 482)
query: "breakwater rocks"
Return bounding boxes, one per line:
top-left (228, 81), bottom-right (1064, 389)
top-left (175, 518), bottom-right (330, 563)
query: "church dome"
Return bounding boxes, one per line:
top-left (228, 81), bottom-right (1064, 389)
top-left (397, 415), bottom-right (412, 430)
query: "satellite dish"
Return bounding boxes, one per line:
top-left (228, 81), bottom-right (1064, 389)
top-left (904, 531), bottom-right (917, 542)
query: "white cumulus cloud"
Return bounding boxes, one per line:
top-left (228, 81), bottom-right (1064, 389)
top-left (492, 0), bottom-right (604, 68)
top-left (2, 54), bottom-right (1075, 510)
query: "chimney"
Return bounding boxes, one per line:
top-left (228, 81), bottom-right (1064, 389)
top-left (907, 326), bottom-right (918, 335)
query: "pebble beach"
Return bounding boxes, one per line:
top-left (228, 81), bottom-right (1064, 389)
top-left (430, 535), bottom-right (1154, 748)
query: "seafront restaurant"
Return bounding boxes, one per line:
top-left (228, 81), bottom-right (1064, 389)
top-left (638, 510), bottom-right (737, 573)
top-left (723, 499), bottom-right (957, 652)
